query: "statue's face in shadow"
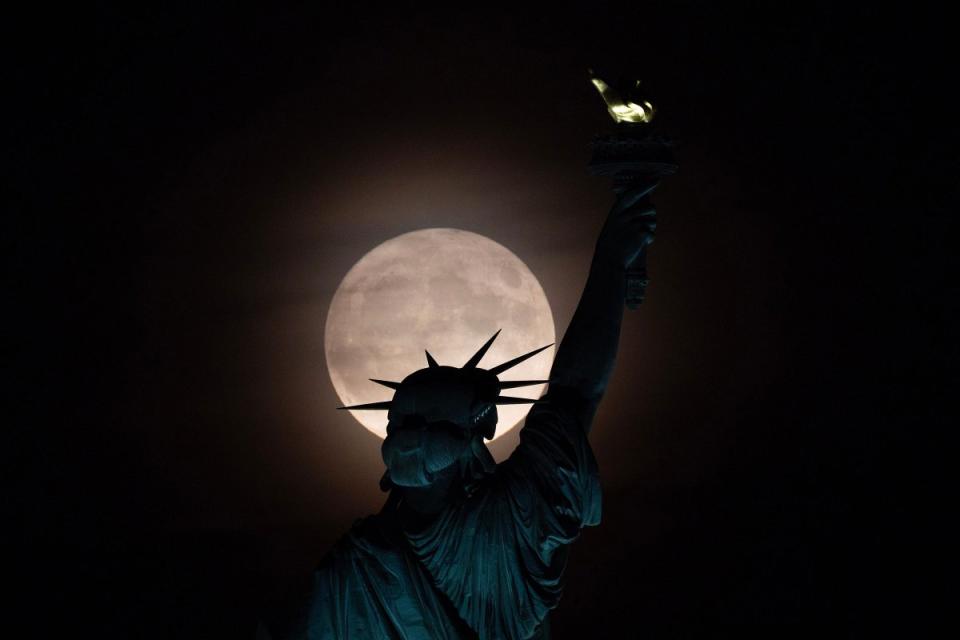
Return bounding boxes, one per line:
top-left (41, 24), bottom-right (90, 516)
top-left (381, 405), bottom-right (497, 488)
top-left (382, 417), bottom-right (469, 487)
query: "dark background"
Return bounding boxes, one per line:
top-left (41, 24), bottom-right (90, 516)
top-left (7, 3), bottom-right (953, 637)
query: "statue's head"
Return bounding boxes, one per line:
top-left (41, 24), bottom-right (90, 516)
top-left (337, 330), bottom-right (552, 489)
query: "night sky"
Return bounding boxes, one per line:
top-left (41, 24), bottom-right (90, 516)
top-left (8, 3), bottom-right (952, 637)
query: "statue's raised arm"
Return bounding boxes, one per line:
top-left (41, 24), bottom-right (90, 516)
top-left (546, 178), bottom-right (659, 432)
top-left (445, 181), bottom-right (661, 639)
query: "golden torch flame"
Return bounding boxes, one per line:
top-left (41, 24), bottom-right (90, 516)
top-left (589, 75), bottom-right (656, 124)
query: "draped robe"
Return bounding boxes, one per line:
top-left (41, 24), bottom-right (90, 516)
top-left (304, 395), bottom-right (602, 640)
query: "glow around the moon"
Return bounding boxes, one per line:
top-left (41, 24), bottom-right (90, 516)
top-left (325, 228), bottom-right (555, 440)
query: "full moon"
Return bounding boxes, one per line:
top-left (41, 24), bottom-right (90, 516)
top-left (325, 228), bottom-right (555, 441)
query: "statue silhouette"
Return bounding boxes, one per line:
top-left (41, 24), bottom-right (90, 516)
top-left (270, 179), bottom-right (659, 639)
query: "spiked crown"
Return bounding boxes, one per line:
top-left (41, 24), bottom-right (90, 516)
top-left (337, 330), bottom-right (552, 440)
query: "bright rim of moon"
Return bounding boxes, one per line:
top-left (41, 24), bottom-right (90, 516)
top-left (325, 228), bottom-right (555, 441)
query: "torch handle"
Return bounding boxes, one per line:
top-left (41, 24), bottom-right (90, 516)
top-left (625, 249), bottom-right (649, 310)
top-left (613, 184), bottom-right (656, 310)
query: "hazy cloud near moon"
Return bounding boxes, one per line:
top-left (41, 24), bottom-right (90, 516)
top-left (325, 228), bottom-right (556, 439)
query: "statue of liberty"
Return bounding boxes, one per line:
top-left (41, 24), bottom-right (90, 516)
top-left (263, 74), bottom-right (675, 639)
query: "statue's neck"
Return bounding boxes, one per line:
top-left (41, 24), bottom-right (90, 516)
top-left (396, 464), bottom-right (462, 517)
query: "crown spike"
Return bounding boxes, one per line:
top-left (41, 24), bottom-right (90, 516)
top-left (463, 329), bottom-right (501, 369)
top-left (425, 350), bottom-right (439, 368)
top-left (494, 396), bottom-right (548, 405)
top-left (337, 401), bottom-right (393, 411)
top-left (488, 343), bottom-right (554, 376)
top-left (498, 379), bottom-right (551, 390)
top-left (369, 379), bottom-right (401, 390)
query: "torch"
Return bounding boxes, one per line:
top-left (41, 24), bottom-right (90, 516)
top-left (588, 72), bottom-right (678, 309)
